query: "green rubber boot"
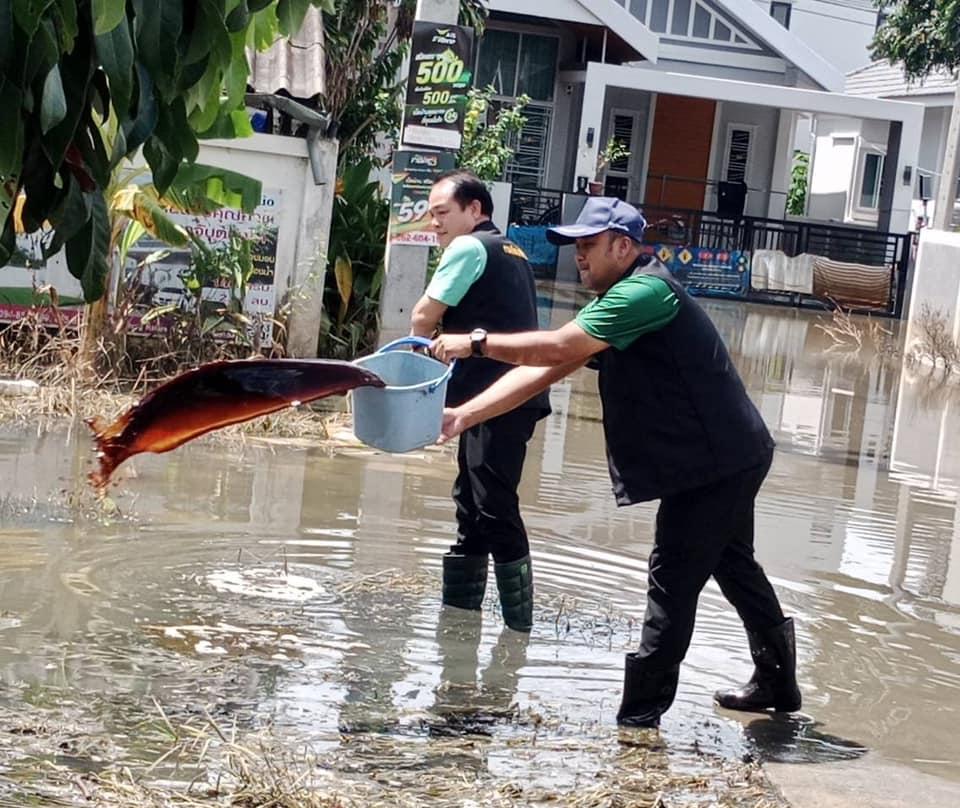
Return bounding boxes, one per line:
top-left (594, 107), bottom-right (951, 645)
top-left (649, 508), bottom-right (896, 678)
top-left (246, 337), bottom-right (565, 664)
top-left (494, 554), bottom-right (534, 632)
top-left (442, 553), bottom-right (488, 610)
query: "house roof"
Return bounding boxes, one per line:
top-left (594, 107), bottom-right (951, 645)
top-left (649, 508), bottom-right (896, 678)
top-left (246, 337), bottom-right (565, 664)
top-left (248, 6), bottom-right (325, 99)
top-left (715, 0), bottom-right (844, 90)
top-left (487, 0), bottom-right (659, 63)
top-left (846, 59), bottom-right (955, 100)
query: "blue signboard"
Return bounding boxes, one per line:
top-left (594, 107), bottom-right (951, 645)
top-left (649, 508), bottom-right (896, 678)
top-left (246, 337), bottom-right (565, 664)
top-left (641, 244), bottom-right (751, 298)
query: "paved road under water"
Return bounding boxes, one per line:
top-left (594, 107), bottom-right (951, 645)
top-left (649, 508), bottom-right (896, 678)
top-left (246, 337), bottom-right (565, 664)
top-left (0, 291), bottom-right (959, 804)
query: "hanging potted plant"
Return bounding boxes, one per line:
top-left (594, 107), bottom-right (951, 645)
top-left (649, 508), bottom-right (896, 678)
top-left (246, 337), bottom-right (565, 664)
top-left (590, 136), bottom-right (631, 195)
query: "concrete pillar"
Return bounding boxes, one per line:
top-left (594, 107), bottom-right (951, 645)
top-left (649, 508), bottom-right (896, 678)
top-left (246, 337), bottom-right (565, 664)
top-left (287, 136), bottom-right (339, 356)
top-left (933, 82), bottom-right (960, 230)
top-left (880, 106), bottom-right (923, 234)
top-left (378, 0), bottom-right (460, 343)
top-left (574, 63), bottom-right (607, 191)
top-left (767, 110), bottom-right (796, 219)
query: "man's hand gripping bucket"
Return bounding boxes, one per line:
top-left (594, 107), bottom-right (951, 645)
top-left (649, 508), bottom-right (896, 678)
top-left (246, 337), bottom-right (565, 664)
top-left (351, 337), bottom-right (455, 453)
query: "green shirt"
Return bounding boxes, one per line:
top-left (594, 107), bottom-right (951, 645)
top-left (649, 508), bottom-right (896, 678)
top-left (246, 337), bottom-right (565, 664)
top-left (425, 235), bottom-right (487, 306)
top-left (575, 274), bottom-right (680, 350)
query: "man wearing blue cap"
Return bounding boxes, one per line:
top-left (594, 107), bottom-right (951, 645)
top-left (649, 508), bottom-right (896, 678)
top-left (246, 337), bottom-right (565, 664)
top-left (430, 196), bottom-right (800, 728)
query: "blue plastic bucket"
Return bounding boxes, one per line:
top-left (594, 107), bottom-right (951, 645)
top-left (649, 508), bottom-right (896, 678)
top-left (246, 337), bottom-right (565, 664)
top-left (351, 336), bottom-right (454, 453)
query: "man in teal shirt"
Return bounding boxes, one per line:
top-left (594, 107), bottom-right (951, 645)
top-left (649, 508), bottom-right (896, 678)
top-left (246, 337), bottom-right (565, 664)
top-left (410, 171), bottom-right (550, 632)
top-left (430, 197), bottom-right (800, 728)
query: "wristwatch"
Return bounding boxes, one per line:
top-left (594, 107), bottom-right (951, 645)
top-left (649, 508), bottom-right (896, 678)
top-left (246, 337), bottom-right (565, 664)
top-left (470, 328), bottom-right (487, 357)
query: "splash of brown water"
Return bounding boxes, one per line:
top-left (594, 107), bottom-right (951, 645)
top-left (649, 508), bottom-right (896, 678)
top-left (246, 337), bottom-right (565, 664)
top-left (87, 359), bottom-right (384, 490)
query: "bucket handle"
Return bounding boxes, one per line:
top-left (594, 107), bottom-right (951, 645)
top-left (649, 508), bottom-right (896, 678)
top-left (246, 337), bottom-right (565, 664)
top-left (376, 336), bottom-right (455, 393)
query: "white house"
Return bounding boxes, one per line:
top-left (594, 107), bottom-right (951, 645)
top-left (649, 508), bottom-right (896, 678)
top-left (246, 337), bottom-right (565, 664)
top-left (844, 60), bottom-right (957, 228)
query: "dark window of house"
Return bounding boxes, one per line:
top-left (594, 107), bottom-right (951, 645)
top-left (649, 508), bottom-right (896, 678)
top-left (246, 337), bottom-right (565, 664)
top-left (770, 2), bottom-right (791, 29)
top-left (476, 29), bottom-right (520, 96)
top-left (516, 34), bottom-right (558, 102)
top-left (477, 31), bottom-right (557, 102)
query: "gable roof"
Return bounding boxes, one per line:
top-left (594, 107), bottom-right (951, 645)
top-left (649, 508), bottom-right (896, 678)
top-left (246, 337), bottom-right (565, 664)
top-left (714, 0), bottom-right (844, 90)
top-left (486, 0), bottom-right (659, 63)
top-left (846, 59), bottom-right (955, 99)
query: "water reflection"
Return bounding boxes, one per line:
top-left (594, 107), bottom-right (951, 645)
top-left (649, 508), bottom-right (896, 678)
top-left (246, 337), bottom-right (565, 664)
top-left (2, 295), bottom-right (960, 797)
top-left (743, 714), bottom-right (868, 765)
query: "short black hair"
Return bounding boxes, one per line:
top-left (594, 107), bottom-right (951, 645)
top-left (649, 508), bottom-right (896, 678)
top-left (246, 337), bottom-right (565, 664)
top-left (434, 170), bottom-right (494, 217)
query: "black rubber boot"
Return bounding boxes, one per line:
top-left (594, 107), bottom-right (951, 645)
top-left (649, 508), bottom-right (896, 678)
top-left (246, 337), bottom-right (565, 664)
top-left (442, 553), bottom-right (488, 611)
top-left (714, 617), bottom-right (801, 712)
top-left (494, 554), bottom-right (533, 632)
top-left (615, 654), bottom-right (681, 728)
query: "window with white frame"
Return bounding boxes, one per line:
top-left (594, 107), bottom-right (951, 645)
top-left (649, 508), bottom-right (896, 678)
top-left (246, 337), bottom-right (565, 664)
top-left (770, 2), bottom-right (791, 29)
top-left (723, 125), bottom-right (754, 185)
top-left (603, 110), bottom-right (640, 199)
top-left (858, 151), bottom-right (885, 209)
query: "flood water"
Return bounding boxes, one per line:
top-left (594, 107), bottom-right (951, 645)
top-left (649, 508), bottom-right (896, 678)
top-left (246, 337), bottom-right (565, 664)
top-left (2, 289), bottom-right (960, 803)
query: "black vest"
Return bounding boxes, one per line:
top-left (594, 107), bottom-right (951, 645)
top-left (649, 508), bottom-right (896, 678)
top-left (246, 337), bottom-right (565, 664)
top-left (441, 221), bottom-right (550, 414)
top-left (595, 257), bottom-right (774, 504)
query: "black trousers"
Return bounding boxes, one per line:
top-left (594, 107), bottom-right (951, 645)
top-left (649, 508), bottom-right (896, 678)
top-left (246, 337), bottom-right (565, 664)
top-left (451, 408), bottom-right (539, 564)
top-left (636, 453), bottom-right (785, 669)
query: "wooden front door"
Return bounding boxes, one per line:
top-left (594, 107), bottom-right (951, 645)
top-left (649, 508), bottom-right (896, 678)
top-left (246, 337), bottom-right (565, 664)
top-left (643, 94), bottom-right (716, 211)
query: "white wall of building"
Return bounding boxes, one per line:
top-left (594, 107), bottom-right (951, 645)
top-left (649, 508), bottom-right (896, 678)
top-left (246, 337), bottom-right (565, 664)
top-left (807, 116), bottom-right (860, 221)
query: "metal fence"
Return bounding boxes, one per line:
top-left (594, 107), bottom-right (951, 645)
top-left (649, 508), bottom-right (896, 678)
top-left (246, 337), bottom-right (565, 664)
top-left (641, 204), bottom-right (912, 316)
top-left (506, 184), bottom-right (913, 318)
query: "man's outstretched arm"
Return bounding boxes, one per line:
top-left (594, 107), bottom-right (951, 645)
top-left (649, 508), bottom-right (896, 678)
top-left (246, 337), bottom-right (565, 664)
top-left (439, 359), bottom-right (585, 443)
top-left (431, 320), bottom-right (607, 367)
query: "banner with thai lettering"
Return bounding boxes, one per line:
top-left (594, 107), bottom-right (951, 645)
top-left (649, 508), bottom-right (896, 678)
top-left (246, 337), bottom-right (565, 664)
top-left (641, 244), bottom-right (751, 298)
top-left (389, 151), bottom-right (457, 246)
top-left (122, 190), bottom-right (282, 347)
top-left (402, 22), bottom-right (475, 151)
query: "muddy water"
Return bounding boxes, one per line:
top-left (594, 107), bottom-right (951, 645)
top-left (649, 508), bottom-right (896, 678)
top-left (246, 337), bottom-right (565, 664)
top-left (1, 294), bottom-right (960, 802)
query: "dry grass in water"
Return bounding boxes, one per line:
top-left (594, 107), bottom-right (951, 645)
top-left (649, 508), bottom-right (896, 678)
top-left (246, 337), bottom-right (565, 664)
top-left (907, 303), bottom-right (960, 376)
top-left (4, 704), bottom-right (786, 808)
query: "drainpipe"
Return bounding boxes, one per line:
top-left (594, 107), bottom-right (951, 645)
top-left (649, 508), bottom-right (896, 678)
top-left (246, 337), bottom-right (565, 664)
top-left (244, 93), bottom-right (333, 185)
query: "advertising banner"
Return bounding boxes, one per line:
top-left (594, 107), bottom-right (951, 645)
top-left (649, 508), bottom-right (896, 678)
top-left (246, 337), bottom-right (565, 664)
top-left (641, 244), bottom-right (751, 298)
top-left (401, 22), bottom-right (475, 151)
top-left (389, 150), bottom-right (456, 246)
top-left (123, 190), bottom-right (283, 347)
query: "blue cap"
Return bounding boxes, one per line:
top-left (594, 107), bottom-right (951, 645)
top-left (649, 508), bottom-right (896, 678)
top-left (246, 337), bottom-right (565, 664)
top-left (546, 197), bottom-right (647, 245)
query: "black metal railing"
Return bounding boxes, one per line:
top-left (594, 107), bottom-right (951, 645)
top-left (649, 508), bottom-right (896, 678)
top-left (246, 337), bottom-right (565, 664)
top-left (639, 204), bottom-right (912, 316)
top-left (506, 184), bottom-right (913, 317)
top-left (508, 186), bottom-right (563, 226)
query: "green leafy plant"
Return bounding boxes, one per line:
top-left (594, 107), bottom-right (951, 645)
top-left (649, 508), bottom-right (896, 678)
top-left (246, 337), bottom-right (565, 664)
top-left (786, 151), bottom-right (809, 216)
top-left (872, 0), bottom-right (960, 79)
top-left (0, 0), bottom-right (333, 304)
top-left (137, 226), bottom-right (262, 365)
top-left (319, 159), bottom-right (389, 359)
top-left (595, 136), bottom-right (631, 180)
top-left (458, 86), bottom-right (529, 181)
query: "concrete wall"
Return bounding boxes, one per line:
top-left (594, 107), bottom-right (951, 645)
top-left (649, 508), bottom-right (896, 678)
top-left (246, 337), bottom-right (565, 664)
top-left (0, 133), bottom-right (337, 356)
top-left (903, 228), bottom-right (960, 355)
top-left (175, 134), bottom-right (338, 357)
top-left (807, 115), bottom-right (860, 221)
